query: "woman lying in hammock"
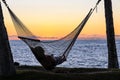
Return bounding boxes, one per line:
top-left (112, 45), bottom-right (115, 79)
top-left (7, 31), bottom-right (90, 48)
top-left (30, 46), bottom-right (66, 70)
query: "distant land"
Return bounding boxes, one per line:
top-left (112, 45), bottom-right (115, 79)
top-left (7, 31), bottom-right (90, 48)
top-left (8, 35), bottom-right (120, 40)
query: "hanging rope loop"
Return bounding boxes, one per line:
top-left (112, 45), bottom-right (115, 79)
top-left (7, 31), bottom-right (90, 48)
top-left (96, 0), bottom-right (102, 12)
top-left (96, 0), bottom-right (102, 5)
top-left (2, 0), bottom-right (8, 7)
top-left (92, 0), bottom-right (102, 13)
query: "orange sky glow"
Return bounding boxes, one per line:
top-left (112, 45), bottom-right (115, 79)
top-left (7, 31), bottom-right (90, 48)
top-left (1, 0), bottom-right (120, 40)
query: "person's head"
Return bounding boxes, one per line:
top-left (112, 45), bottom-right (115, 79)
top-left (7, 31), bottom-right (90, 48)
top-left (35, 46), bottom-right (44, 53)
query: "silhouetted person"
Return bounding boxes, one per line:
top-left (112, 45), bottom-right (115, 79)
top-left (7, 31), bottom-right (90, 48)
top-left (30, 46), bottom-right (66, 70)
top-left (30, 46), bottom-right (56, 70)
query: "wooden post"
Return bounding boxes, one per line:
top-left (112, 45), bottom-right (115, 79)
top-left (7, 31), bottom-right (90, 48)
top-left (0, 2), bottom-right (16, 76)
top-left (104, 0), bottom-right (119, 68)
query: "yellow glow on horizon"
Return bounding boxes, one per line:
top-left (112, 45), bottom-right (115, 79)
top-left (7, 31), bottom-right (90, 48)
top-left (1, 0), bottom-right (120, 40)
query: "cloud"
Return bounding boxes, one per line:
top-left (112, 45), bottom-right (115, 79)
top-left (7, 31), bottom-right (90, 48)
top-left (9, 35), bottom-right (18, 40)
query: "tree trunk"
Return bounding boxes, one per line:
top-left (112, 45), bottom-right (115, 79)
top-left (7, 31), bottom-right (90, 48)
top-left (104, 0), bottom-right (119, 68)
top-left (0, 2), bottom-right (16, 76)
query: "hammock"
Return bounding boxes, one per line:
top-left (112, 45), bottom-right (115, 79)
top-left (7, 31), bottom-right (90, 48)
top-left (2, 0), bottom-right (101, 70)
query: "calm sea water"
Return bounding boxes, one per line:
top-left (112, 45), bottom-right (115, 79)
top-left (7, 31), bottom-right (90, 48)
top-left (9, 40), bottom-right (120, 68)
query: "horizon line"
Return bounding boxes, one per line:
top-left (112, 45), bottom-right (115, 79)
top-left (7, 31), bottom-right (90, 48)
top-left (8, 34), bottom-right (120, 40)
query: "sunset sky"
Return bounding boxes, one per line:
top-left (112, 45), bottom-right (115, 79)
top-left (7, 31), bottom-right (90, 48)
top-left (1, 0), bottom-right (120, 39)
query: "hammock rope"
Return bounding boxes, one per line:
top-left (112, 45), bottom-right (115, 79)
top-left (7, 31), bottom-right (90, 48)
top-left (2, 0), bottom-right (101, 70)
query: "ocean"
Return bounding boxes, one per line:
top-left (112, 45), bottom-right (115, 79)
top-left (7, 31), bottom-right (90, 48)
top-left (9, 39), bottom-right (120, 68)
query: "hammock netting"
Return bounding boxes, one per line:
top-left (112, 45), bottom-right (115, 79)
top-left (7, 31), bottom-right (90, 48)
top-left (2, 0), bottom-right (101, 70)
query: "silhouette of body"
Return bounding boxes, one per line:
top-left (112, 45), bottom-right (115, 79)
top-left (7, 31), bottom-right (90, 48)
top-left (30, 46), bottom-right (66, 70)
top-left (30, 46), bottom-right (56, 70)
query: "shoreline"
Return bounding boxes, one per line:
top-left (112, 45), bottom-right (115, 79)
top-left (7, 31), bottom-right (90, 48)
top-left (1, 65), bottom-right (120, 80)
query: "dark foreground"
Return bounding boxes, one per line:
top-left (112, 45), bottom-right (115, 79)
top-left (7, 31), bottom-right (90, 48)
top-left (0, 66), bottom-right (120, 80)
